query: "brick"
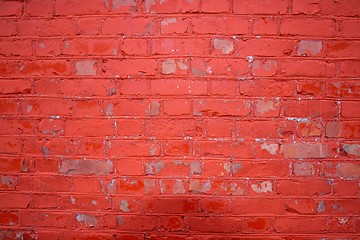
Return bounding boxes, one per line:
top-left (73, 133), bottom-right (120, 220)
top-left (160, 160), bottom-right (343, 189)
top-left (59, 159), bottom-right (113, 175)
top-left (77, 18), bottom-right (101, 35)
top-left (21, 212), bottom-right (75, 228)
top-left (159, 179), bottom-right (187, 194)
top-left (19, 19), bottom-right (76, 36)
top-left (281, 143), bottom-right (332, 159)
top-left (280, 18), bottom-right (335, 37)
top-left (106, 140), bottom-right (160, 157)
top-left (297, 40), bottom-right (323, 56)
top-left (253, 99), bottom-right (281, 117)
top-left (242, 218), bottom-right (272, 233)
top-left (231, 199), bottom-right (285, 214)
top-left (114, 215), bottom-right (156, 231)
top-left (203, 161), bottom-right (231, 177)
top-left (297, 121), bottom-right (323, 137)
top-left (281, 60), bottom-right (335, 77)
top-left (342, 101), bottom-right (360, 118)
top-left (120, 79), bottom-right (149, 95)
top-left (163, 99), bottom-right (191, 116)
top-left (192, 17), bottom-right (249, 35)
top-left (189, 216), bottom-right (242, 233)
top-left (55, 0), bottom-right (108, 15)
top-left (196, 141), bottom-right (253, 158)
top-left (333, 180), bottom-right (359, 196)
top-left (0, 20), bottom-right (17, 36)
top-left (151, 79), bottom-right (207, 95)
top-left (292, 0), bottom-right (320, 14)
top-left (199, 198), bottom-right (230, 214)
top-left (34, 40), bottom-right (62, 56)
top-left (251, 60), bottom-right (278, 76)
top-left (0, 193), bottom-right (31, 208)
top-left (293, 162), bottom-right (316, 176)
top-left (122, 39), bottom-right (147, 56)
top-left (194, 99), bottom-right (251, 117)
top-left (164, 141), bottom-right (191, 156)
top-left (326, 41), bottom-right (360, 58)
top-left (102, 17), bottom-right (155, 35)
top-left (0, 137), bottom-right (20, 154)
top-left (210, 80), bottom-right (237, 95)
top-left (233, 161), bottom-right (288, 177)
top-left (22, 99), bottom-right (73, 116)
top-left (326, 81), bottom-right (360, 98)
top-left (151, 38), bottom-right (206, 55)
top-left (202, 0), bottom-right (230, 12)
top-left (0, 211), bottom-right (19, 225)
top-left (144, 0), bottom-right (199, 13)
top-left (20, 60), bottom-right (72, 76)
top-left (111, 0), bottom-right (137, 13)
top-left (237, 39), bottom-right (295, 57)
top-left (161, 17), bottom-right (190, 34)
top-left (326, 122), bottom-right (360, 138)
top-left (64, 39), bottom-right (119, 56)
top-left (28, 0), bottom-right (53, 17)
top-left (284, 100), bottom-right (338, 118)
top-left (206, 119), bottom-right (233, 138)
top-left (33, 176), bottom-right (72, 192)
top-left (253, 18), bottom-right (278, 35)
top-left (0, 40), bottom-right (33, 56)
top-left (60, 79), bottom-right (115, 97)
top-left (277, 180), bottom-right (331, 195)
top-left (240, 79), bottom-right (296, 97)
top-left (146, 119), bottom-right (202, 138)
top-left (274, 217), bottom-right (326, 233)
top-left (0, 1), bottom-right (23, 16)
top-left (191, 58), bottom-right (248, 77)
top-left (157, 216), bottom-right (186, 231)
top-left (339, 20), bottom-right (360, 37)
top-left (73, 177), bottom-right (103, 193)
top-left (234, 0), bottom-right (288, 14)
top-left (211, 38), bottom-right (234, 55)
top-left (59, 195), bottom-right (111, 211)
top-left (338, 60), bottom-right (360, 77)
top-left (321, 0), bottom-right (360, 16)
top-left (103, 59), bottom-right (157, 76)
top-left (297, 80), bottom-right (323, 96)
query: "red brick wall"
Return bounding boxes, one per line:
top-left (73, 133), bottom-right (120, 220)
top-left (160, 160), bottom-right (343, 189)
top-left (0, 0), bottom-right (359, 239)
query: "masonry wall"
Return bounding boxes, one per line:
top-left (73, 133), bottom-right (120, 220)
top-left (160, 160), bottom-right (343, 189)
top-left (0, 0), bottom-right (359, 239)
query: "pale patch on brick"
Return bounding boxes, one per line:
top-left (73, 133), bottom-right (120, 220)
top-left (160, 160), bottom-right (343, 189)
top-left (189, 179), bottom-right (211, 194)
top-left (190, 161), bottom-right (201, 175)
top-left (317, 200), bottom-right (325, 213)
top-left (297, 40), bottom-right (322, 56)
top-left (145, 161), bottom-right (164, 175)
top-left (75, 60), bottom-right (96, 76)
top-left (1, 176), bottom-right (16, 188)
top-left (232, 163), bottom-right (242, 174)
top-left (144, 179), bottom-right (156, 194)
top-left (222, 162), bottom-right (231, 175)
top-left (230, 182), bottom-right (245, 195)
top-left (145, 0), bottom-right (156, 13)
top-left (112, 0), bottom-right (136, 10)
top-left (162, 59), bottom-right (176, 74)
top-left (120, 199), bottom-right (130, 212)
top-left (172, 179), bottom-right (186, 194)
top-left (251, 181), bottom-right (272, 193)
top-left (260, 143), bottom-right (279, 155)
top-left (343, 144), bottom-right (360, 157)
top-left (146, 101), bottom-right (160, 116)
top-left (161, 18), bottom-right (177, 26)
top-left (255, 100), bottom-right (276, 115)
top-left (76, 214), bottom-right (97, 227)
top-left (326, 122), bottom-right (342, 138)
top-left (212, 38), bottom-right (234, 54)
top-left (107, 179), bottom-right (117, 194)
top-left (293, 162), bottom-right (315, 176)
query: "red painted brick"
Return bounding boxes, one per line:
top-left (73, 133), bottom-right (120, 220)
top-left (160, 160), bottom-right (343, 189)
top-left (233, 0), bottom-right (288, 14)
top-left (284, 100), bottom-right (338, 118)
top-left (281, 18), bottom-right (335, 37)
top-left (253, 18), bottom-right (278, 35)
top-left (342, 101), bottom-right (360, 118)
top-left (292, 0), bottom-right (320, 14)
top-left (191, 17), bottom-right (249, 35)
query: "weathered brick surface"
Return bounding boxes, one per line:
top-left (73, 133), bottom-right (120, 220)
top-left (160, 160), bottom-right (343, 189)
top-left (0, 0), bottom-right (359, 239)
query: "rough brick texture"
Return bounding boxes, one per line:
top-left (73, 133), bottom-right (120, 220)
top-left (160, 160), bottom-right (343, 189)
top-left (0, 0), bottom-right (359, 239)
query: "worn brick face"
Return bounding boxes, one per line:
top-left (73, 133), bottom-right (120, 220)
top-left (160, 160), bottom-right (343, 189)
top-left (0, 0), bottom-right (359, 238)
